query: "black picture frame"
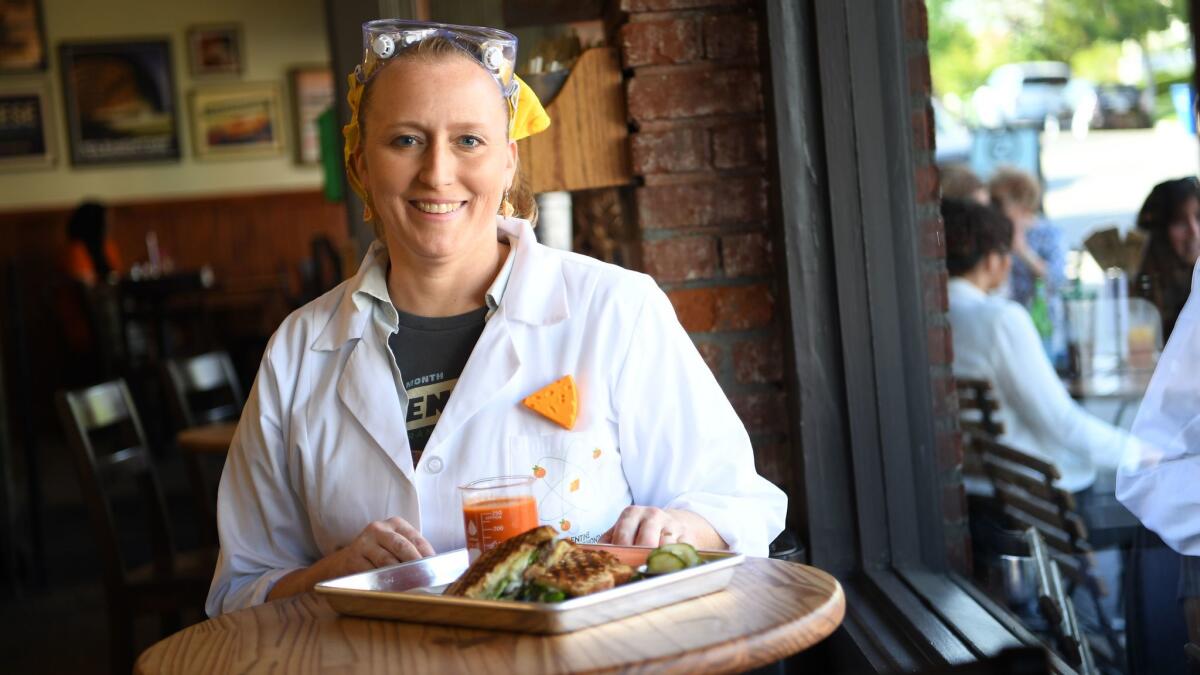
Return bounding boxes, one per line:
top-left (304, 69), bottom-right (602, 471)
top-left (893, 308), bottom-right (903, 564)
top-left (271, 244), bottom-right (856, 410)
top-left (0, 0), bottom-right (47, 74)
top-left (0, 81), bottom-right (54, 168)
top-left (59, 39), bottom-right (181, 166)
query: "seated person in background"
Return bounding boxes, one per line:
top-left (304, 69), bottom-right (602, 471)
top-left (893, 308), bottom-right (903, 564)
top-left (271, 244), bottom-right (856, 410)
top-left (988, 167), bottom-right (1066, 309)
top-left (943, 198), bottom-right (1130, 502)
top-left (57, 200), bottom-right (123, 371)
top-left (940, 164), bottom-right (989, 205)
top-left (62, 201), bottom-right (121, 287)
top-left (1133, 176), bottom-right (1200, 339)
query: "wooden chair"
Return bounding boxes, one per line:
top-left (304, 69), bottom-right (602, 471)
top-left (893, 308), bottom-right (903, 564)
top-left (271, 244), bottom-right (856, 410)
top-left (163, 351), bottom-right (243, 546)
top-left (56, 379), bottom-right (213, 675)
top-left (971, 437), bottom-right (1122, 671)
top-left (956, 378), bottom-right (1005, 480)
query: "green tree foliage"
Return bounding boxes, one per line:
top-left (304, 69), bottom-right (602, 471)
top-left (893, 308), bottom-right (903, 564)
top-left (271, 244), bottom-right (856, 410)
top-left (929, 0), bottom-right (1190, 97)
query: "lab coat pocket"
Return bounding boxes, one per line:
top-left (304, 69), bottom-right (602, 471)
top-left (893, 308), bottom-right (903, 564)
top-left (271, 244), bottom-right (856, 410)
top-left (508, 432), bottom-right (626, 544)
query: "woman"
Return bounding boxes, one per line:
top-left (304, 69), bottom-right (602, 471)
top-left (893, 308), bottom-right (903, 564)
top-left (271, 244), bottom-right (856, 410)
top-left (1118, 261), bottom-right (1200, 674)
top-left (1133, 176), bottom-right (1200, 339)
top-left (987, 168), bottom-right (1066, 311)
top-left (943, 198), bottom-right (1129, 496)
top-left (206, 21), bottom-right (786, 615)
top-left (62, 201), bottom-right (120, 287)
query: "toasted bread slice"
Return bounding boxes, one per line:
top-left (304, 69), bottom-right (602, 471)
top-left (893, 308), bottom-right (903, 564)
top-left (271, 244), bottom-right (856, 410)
top-left (522, 538), bottom-right (576, 582)
top-left (528, 547), bottom-right (635, 598)
top-left (443, 526), bottom-right (557, 599)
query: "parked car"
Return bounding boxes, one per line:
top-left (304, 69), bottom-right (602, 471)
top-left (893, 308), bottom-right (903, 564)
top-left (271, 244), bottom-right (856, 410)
top-left (1093, 84), bottom-right (1154, 129)
top-left (933, 98), bottom-right (972, 165)
top-left (972, 61), bottom-right (1074, 129)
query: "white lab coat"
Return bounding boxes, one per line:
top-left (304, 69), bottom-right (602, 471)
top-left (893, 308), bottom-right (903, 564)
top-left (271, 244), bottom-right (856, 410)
top-left (206, 217), bottom-right (787, 615)
top-left (1117, 263), bottom-right (1200, 555)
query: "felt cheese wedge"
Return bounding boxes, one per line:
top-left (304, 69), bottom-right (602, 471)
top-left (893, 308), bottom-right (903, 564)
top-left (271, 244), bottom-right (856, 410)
top-left (522, 375), bottom-right (578, 430)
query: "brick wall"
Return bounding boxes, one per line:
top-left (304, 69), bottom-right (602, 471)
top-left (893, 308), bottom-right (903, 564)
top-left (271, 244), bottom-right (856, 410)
top-left (900, 0), bottom-right (971, 575)
top-left (617, 0), bottom-right (795, 501)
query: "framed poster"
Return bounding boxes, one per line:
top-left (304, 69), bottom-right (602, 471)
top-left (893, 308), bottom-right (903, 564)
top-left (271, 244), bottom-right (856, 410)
top-left (191, 83), bottom-right (284, 160)
top-left (187, 24), bottom-right (242, 76)
top-left (289, 66), bottom-right (333, 165)
top-left (0, 0), bottom-right (46, 73)
top-left (59, 39), bottom-right (180, 165)
top-left (0, 82), bottom-right (53, 168)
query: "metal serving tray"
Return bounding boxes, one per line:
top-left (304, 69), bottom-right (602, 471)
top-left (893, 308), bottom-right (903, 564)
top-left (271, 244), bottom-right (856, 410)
top-left (314, 544), bottom-right (744, 634)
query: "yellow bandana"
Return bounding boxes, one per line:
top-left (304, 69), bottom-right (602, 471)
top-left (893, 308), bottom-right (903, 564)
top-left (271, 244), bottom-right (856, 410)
top-left (343, 71), bottom-right (550, 218)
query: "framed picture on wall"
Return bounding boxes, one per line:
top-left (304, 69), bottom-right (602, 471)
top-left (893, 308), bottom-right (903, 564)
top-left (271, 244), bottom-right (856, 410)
top-left (187, 24), bottom-right (242, 76)
top-left (0, 0), bottom-right (47, 73)
top-left (289, 66), bottom-right (333, 165)
top-left (59, 39), bottom-right (181, 165)
top-left (190, 83), bottom-right (284, 160)
top-left (0, 81), bottom-right (53, 169)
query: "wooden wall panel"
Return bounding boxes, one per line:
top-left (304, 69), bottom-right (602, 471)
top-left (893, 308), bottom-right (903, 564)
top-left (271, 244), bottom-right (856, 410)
top-left (0, 189), bottom-right (350, 432)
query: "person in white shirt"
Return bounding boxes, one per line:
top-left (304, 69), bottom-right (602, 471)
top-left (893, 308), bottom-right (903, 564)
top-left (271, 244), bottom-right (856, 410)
top-left (942, 198), bottom-right (1130, 496)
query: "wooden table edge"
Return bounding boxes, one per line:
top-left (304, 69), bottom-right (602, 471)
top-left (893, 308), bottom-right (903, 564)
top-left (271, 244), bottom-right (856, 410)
top-left (135, 561), bottom-right (847, 675)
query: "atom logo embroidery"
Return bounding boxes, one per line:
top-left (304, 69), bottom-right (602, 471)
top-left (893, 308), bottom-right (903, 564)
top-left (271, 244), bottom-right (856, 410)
top-left (531, 454), bottom-right (590, 532)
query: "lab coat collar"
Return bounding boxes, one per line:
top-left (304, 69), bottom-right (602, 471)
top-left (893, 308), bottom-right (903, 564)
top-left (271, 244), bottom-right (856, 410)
top-left (496, 216), bottom-right (570, 326)
top-left (311, 216), bottom-right (567, 352)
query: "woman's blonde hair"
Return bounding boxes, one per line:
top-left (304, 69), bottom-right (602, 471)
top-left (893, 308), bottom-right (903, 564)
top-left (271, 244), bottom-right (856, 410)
top-left (988, 166), bottom-right (1041, 213)
top-left (355, 36), bottom-right (537, 238)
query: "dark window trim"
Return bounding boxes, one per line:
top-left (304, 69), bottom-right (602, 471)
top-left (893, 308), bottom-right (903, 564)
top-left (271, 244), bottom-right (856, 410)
top-left (762, 0), bottom-right (1044, 668)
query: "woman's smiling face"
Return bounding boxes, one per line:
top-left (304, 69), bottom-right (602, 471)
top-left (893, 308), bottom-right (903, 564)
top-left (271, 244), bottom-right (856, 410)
top-left (354, 54), bottom-right (516, 262)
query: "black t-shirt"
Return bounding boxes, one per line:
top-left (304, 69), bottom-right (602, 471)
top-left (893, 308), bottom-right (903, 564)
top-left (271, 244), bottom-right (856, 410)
top-left (387, 306), bottom-right (488, 462)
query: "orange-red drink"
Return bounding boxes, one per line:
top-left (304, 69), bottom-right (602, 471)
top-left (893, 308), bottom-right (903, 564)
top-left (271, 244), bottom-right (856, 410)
top-left (459, 476), bottom-right (539, 562)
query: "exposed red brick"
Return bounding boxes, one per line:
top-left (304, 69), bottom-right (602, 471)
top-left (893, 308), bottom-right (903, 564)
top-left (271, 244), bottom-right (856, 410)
top-left (752, 440), bottom-right (792, 487)
top-left (927, 323), bottom-right (952, 366)
top-left (907, 52), bottom-right (931, 97)
top-left (667, 287), bottom-right (717, 332)
top-left (930, 372), bottom-right (958, 417)
top-left (922, 267), bottom-right (949, 313)
top-left (944, 527), bottom-right (973, 576)
top-left (621, 0), bottom-right (745, 11)
top-left (696, 342), bottom-right (723, 376)
top-left (641, 236), bottom-right (719, 283)
top-left (721, 231), bottom-right (771, 278)
top-left (911, 105), bottom-right (934, 153)
top-left (942, 483), bottom-right (967, 523)
top-left (914, 164), bottom-right (940, 204)
top-left (733, 337), bottom-right (783, 384)
top-left (702, 13), bottom-right (758, 62)
top-left (636, 176), bottom-right (767, 229)
top-left (619, 18), bottom-right (703, 67)
top-left (730, 390), bottom-right (788, 434)
top-left (627, 69), bottom-right (762, 121)
top-left (920, 215), bottom-right (945, 259)
top-left (714, 284), bottom-right (773, 330)
top-left (631, 127), bottom-right (711, 174)
top-left (903, 0), bottom-right (929, 42)
top-left (936, 430), bottom-right (963, 472)
top-left (711, 122), bottom-right (766, 170)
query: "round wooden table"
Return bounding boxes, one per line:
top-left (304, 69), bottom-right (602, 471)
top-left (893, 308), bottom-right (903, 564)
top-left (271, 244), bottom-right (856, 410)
top-left (135, 558), bottom-right (844, 674)
top-left (176, 421), bottom-right (238, 455)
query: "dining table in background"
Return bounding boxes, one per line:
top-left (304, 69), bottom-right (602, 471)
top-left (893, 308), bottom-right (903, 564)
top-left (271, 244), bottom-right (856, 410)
top-left (134, 557), bottom-right (845, 675)
top-left (176, 420), bottom-right (238, 456)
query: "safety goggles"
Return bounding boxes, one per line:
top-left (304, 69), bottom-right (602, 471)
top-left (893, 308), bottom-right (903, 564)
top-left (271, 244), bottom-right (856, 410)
top-left (355, 20), bottom-right (519, 108)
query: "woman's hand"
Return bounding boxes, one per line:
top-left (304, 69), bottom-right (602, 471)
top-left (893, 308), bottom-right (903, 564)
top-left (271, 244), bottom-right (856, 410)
top-left (324, 517), bottom-right (436, 577)
top-left (267, 517), bottom-right (434, 601)
top-left (599, 506), bottom-right (728, 550)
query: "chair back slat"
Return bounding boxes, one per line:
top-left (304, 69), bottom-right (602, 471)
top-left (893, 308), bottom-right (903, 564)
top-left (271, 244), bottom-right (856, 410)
top-left (164, 351), bottom-right (243, 429)
top-left (56, 380), bottom-right (176, 588)
top-left (956, 378), bottom-right (1006, 437)
top-left (975, 437), bottom-right (1061, 481)
top-left (995, 483), bottom-right (1088, 542)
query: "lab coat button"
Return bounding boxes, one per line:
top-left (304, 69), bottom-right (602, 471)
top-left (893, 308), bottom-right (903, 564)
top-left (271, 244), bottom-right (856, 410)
top-left (427, 457), bottom-right (444, 473)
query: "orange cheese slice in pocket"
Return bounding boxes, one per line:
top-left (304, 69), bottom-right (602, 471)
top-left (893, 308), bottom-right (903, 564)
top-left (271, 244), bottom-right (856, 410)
top-left (522, 375), bottom-right (578, 430)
